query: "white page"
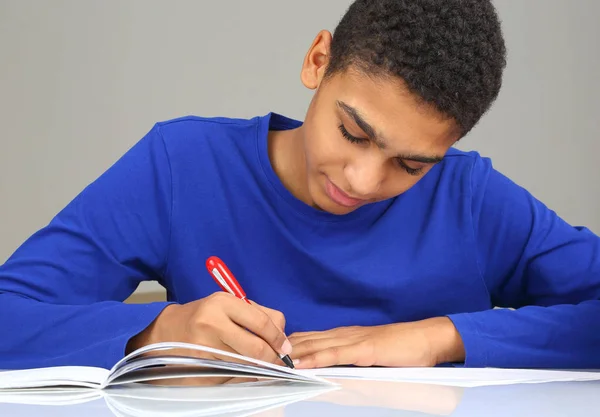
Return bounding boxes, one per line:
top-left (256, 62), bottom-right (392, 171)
top-left (107, 356), bottom-right (316, 385)
top-left (0, 367), bottom-right (108, 389)
top-left (301, 367), bottom-right (600, 387)
top-left (110, 368), bottom-right (306, 386)
top-left (0, 388), bottom-right (101, 405)
top-left (108, 342), bottom-right (333, 387)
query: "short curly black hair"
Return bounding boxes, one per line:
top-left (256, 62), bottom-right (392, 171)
top-left (325, 0), bottom-right (507, 137)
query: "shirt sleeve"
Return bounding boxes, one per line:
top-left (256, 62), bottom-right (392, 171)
top-left (447, 155), bottom-right (600, 368)
top-left (0, 123), bottom-right (174, 370)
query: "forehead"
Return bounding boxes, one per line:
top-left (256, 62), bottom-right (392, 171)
top-left (328, 69), bottom-right (459, 150)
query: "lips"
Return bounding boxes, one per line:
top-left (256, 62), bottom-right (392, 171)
top-left (325, 178), bottom-right (365, 208)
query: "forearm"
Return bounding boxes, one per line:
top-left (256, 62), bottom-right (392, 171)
top-left (419, 317), bottom-right (466, 365)
top-left (0, 293), bottom-right (172, 369)
top-left (448, 301), bottom-right (600, 368)
top-left (126, 303), bottom-right (181, 354)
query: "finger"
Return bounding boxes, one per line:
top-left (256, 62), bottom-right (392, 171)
top-left (225, 298), bottom-right (291, 357)
top-left (294, 342), bottom-right (376, 369)
top-left (219, 321), bottom-right (282, 365)
top-left (289, 326), bottom-right (356, 344)
top-left (289, 330), bottom-right (332, 345)
top-left (290, 337), bottom-right (351, 359)
top-left (251, 301), bottom-right (286, 331)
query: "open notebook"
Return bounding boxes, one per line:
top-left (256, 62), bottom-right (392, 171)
top-left (0, 342), bottom-right (333, 390)
top-left (2, 341), bottom-right (600, 391)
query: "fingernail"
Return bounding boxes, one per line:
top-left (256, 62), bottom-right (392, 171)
top-left (281, 339), bottom-right (292, 355)
top-left (293, 358), bottom-right (300, 365)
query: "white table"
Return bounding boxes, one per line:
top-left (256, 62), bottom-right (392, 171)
top-left (1, 378), bottom-right (598, 416)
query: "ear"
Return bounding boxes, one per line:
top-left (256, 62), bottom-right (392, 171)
top-left (300, 30), bottom-right (332, 90)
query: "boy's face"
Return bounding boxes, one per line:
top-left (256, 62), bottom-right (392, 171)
top-left (299, 32), bottom-right (460, 216)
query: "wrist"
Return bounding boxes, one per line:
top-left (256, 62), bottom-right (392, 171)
top-left (422, 317), bottom-right (466, 365)
top-left (126, 304), bottom-right (179, 353)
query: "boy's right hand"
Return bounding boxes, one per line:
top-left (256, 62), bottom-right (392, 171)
top-left (126, 292), bottom-right (292, 366)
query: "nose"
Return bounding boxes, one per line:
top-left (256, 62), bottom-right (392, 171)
top-left (345, 154), bottom-right (385, 197)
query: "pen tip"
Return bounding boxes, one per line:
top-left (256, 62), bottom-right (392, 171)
top-left (281, 354), bottom-right (295, 369)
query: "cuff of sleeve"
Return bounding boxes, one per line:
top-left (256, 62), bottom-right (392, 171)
top-left (447, 313), bottom-right (488, 367)
top-left (104, 301), bottom-right (175, 370)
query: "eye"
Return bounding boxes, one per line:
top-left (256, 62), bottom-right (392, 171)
top-left (339, 123), bottom-right (425, 176)
top-left (395, 159), bottom-right (424, 176)
top-left (338, 124), bottom-right (367, 144)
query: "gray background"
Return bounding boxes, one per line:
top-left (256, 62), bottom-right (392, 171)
top-left (1, 0), bottom-right (598, 296)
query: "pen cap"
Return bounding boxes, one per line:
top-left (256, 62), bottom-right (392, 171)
top-left (206, 256), bottom-right (247, 299)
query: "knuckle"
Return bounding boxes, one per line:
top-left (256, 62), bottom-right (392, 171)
top-left (193, 307), bottom-right (210, 324)
top-left (250, 342), bottom-right (268, 359)
top-left (203, 292), bottom-right (221, 307)
top-left (194, 304), bottom-right (223, 327)
top-left (201, 292), bottom-right (231, 312)
top-left (194, 321), bottom-right (216, 336)
top-left (305, 338), bottom-right (318, 350)
top-left (210, 292), bottom-right (228, 302)
top-left (329, 346), bottom-right (341, 361)
top-left (255, 313), bottom-right (271, 333)
top-left (304, 354), bottom-right (317, 367)
top-left (274, 311), bottom-right (286, 329)
top-left (206, 292), bottom-right (219, 300)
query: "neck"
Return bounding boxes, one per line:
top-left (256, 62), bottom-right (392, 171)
top-left (267, 126), bottom-right (312, 206)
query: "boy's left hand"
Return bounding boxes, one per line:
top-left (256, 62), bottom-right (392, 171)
top-left (288, 317), bottom-right (465, 369)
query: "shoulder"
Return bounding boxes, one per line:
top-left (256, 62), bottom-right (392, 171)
top-left (441, 147), bottom-right (491, 173)
top-left (422, 147), bottom-right (494, 197)
top-left (439, 148), bottom-right (534, 217)
top-left (146, 114), bottom-right (264, 159)
top-left (154, 114), bottom-right (261, 140)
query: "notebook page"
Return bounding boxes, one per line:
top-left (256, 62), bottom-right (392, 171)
top-left (107, 356), bottom-right (316, 385)
top-left (109, 342), bottom-right (332, 386)
top-left (110, 367), bottom-right (307, 386)
top-left (302, 367), bottom-right (600, 387)
top-left (0, 367), bottom-right (108, 389)
top-left (0, 388), bottom-right (101, 405)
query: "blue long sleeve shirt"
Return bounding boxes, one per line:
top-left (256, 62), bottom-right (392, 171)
top-left (1, 113), bottom-right (599, 370)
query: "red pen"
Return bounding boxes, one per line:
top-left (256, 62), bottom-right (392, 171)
top-left (205, 256), bottom-right (295, 369)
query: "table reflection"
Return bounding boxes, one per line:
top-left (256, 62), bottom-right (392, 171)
top-left (277, 378), bottom-right (600, 417)
top-left (0, 377), bottom-right (599, 417)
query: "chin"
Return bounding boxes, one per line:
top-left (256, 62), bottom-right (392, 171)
top-left (321, 204), bottom-right (355, 215)
top-left (313, 195), bottom-right (365, 215)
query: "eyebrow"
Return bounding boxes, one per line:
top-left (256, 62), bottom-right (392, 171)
top-left (336, 100), bottom-right (444, 164)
